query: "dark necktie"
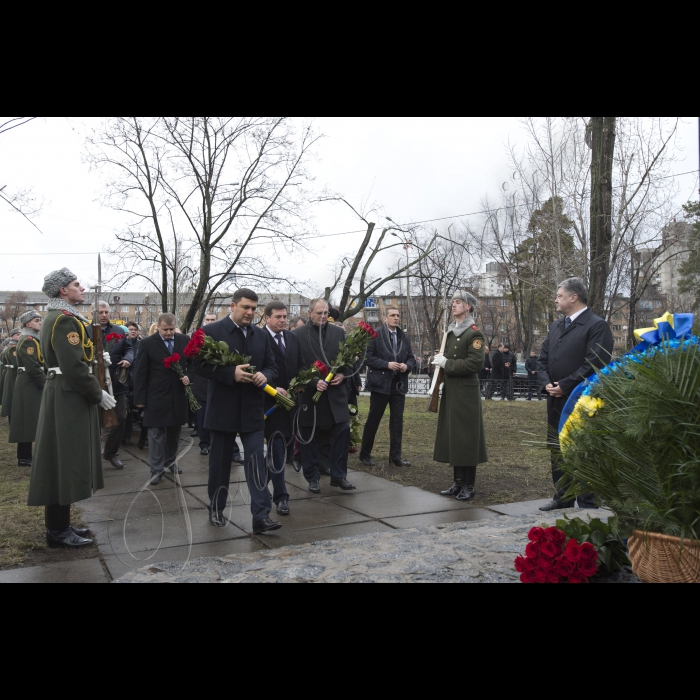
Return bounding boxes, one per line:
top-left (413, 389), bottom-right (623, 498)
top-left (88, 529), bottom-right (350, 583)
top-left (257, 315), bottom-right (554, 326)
top-left (565, 318), bottom-right (572, 331)
top-left (166, 339), bottom-right (174, 354)
top-left (391, 332), bottom-right (398, 356)
top-left (276, 333), bottom-right (286, 355)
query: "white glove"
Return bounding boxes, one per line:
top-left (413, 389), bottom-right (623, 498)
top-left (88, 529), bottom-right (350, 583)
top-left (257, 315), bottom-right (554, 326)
top-left (103, 351), bottom-right (112, 368)
top-left (432, 354), bottom-right (447, 370)
top-left (100, 391), bottom-right (117, 411)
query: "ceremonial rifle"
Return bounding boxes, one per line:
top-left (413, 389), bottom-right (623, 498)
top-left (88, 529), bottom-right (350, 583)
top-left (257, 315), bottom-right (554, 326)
top-left (94, 255), bottom-right (119, 429)
top-left (427, 332), bottom-right (447, 414)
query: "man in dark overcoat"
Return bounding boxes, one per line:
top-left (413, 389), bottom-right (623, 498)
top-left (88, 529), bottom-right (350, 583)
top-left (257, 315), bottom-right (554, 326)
top-left (87, 302), bottom-right (133, 470)
top-left (434, 291), bottom-right (488, 502)
top-left (9, 311), bottom-right (46, 467)
top-left (538, 278), bottom-right (614, 512)
top-left (28, 268), bottom-right (117, 549)
top-left (1, 329), bottom-right (21, 420)
top-left (263, 301), bottom-right (306, 517)
top-left (196, 289), bottom-right (281, 535)
top-left (294, 299), bottom-right (356, 495)
top-left (133, 313), bottom-right (192, 485)
top-left (360, 306), bottom-right (416, 468)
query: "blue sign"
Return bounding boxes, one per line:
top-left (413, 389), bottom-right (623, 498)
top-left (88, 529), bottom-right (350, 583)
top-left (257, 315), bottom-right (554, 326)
top-left (365, 298), bottom-right (376, 309)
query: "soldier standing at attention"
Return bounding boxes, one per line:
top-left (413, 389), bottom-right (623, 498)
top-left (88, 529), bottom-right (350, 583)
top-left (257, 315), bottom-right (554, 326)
top-left (433, 291), bottom-right (489, 502)
top-left (27, 269), bottom-right (117, 549)
top-left (9, 312), bottom-right (46, 467)
top-left (1, 329), bottom-right (22, 423)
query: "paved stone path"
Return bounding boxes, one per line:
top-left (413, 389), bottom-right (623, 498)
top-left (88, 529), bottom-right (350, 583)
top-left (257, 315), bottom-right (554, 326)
top-left (2, 435), bottom-right (607, 583)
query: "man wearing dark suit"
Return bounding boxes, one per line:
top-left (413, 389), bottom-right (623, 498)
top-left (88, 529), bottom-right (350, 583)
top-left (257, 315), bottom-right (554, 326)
top-left (479, 346), bottom-right (492, 396)
top-left (133, 314), bottom-right (191, 485)
top-left (196, 289), bottom-right (281, 535)
top-left (360, 307), bottom-right (415, 468)
top-left (294, 299), bottom-right (356, 495)
top-left (263, 301), bottom-right (305, 517)
top-left (538, 278), bottom-right (614, 512)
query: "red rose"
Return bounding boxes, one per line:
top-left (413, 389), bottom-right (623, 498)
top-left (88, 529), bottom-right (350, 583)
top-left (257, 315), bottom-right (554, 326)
top-left (184, 330), bottom-right (206, 359)
top-left (528, 527), bottom-right (546, 543)
top-left (537, 557), bottom-right (554, 571)
top-left (520, 572), bottom-right (534, 584)
top-left (533, 569), bottom-right (548, 584)
top-left (514, 557), bottom-right (527, 574)
top-left (579, 560), bottom-right (598, 578)
top-left (523, 559), bottom-right (537, 573)
top-left (564, 540), bottom-right (583, 564)
top-left (370, 328), bottom-right (378, 339)
top-left (540, 542), bottom-right (560, 560)
top-left (547, 571), bottom-right (561, 585)
top-left (567, 575), bottom-right (585, 585)
top-left (314, 361), bottom-right (329, 375)
top-left (557, 560), bottom-right (575, 578)
top-left (545, 528), bottom-right (567, 545)
top-left (525, 542), bottom-right (540, 559)
top-left (579, 542), bottom-right (598, 562)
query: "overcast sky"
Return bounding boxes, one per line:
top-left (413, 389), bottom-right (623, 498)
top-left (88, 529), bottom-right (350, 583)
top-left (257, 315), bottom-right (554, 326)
top-left (1, 117), bottom-right (698, 294)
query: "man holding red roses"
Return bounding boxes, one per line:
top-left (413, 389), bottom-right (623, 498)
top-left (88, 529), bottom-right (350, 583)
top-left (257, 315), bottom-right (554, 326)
top-left (133, 314), bottom-right (192, 485)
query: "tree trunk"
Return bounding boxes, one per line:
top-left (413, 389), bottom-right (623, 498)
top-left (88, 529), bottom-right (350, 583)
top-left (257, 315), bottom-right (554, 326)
top-left (588, 117), bottom-right (617, 316)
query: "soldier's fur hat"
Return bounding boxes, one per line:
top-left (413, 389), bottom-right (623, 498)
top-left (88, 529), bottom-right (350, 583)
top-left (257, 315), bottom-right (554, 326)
top-left (20, 310), bottom-right (42, 327)
top-left (10, 328), bottom-right (22, 338)
top-left (452, 290), bottom-right (479, 309)
top-left (42, 268), bottom-right (78, 298)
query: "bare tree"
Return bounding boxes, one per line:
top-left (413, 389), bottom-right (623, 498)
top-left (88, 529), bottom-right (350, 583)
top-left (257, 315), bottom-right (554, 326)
top-left (0, 292), bottom-right (29, 334)
top-left (86, 117), bottom-right (320, 330)
top-left (319, 198), bottom-right (438, 322)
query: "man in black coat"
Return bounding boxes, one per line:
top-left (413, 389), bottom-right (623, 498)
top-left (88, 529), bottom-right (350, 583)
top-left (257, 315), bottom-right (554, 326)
top-left (263, 301), bottom-right (305, 517)
top-left (479, 346), bottom-right (492, 396)
top-left (294, 299), bottom-right (356, 495)
top-left (133, 314), bottom-right (192, 485)
top-left (87, 302), bottom-right (133, 469)
top-left (360, 307), bottom-right (415, 468)
top-left (122, 321), bottom-right (141, 447)
top-left (538, 278), bottom-right (614, 512)
top-left (525, 350), bottom-right (542, 401)
top-left (490, 344), bottom-right (515, 401)
top-left (196, 289), bottom-right (281, 535)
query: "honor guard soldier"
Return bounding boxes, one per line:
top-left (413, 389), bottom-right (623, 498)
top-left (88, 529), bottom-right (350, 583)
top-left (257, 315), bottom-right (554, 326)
top-left (433, 291), bottom-right (489, 502)
top-left (27, 269), bottom-right (117, 549)
top-left (9, 312), bottom-right (46, 467)
top-left (0, 338), bottom-right (12, 407)
top-left (1, 329), bottom-right (22, 423)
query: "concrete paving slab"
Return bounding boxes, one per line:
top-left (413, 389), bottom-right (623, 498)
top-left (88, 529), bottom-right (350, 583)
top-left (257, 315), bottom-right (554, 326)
top-left (0, 559), bottom-right (108, 584)
top-left (103, 537), bottom-right (265, 581)
top-left (76, 487), bottom-right (206, 524)
top-left (225, 497), bottom-right (372, 535)
top-left (485, 499), bottom-right (553, 516)
top-left (258, 520), bottom-right (396, 550)
top-left (96, 470), bottom-right (175, 497)
top-left (381, 508), bottom-right (499, 530)
top-left (323, 486), bottom-right (469, 520)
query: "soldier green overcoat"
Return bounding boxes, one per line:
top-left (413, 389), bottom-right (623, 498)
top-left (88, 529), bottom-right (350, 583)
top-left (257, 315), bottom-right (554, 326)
top-left (434, 325), bottom-right (489, 467)
top-left (9, 335), bottom-right (46, 444)
top-left (27, 310), bottom-right (104, 508)
top-left (0, 352), bottom-right (6, 406)
top-left (1, 342), bottom-right (19, 419)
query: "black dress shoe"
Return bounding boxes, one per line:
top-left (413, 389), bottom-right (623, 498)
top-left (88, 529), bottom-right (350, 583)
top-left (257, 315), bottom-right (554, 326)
top-left (168, 466), bottom-right (183, 475)
top-left (440, 483), bottom-right (460, 497)
top-left (391, 459), bottom-right (412, 468)
top-left (360, 458), bottom-right (376, 467)
top-left (209, 509), bottom-right (227, 528)
top-left (330, 479), bottom-right (357, 491)
top-left (70, 526), bottom-right (91, 538)
top-left (108, 457), bottom-right (125, 470)
top-left (122, 440), bottom-right (134, 446)
top-left (200, 448), bottom-right (210, 456)
top-left (253, 518), bottom-right (283, 535)
top-left (232, 455), bottom-right (244, 465)
top-left (293, 461), bottom-right (302, 473)
top-left (138, 441), bottom-right (147, 450)
top-left (456, 485), bottom-right (476, 502)
top-left (277, 499), bottom-right (290, 516)
top-left (319, 465), bottom-right (332, 477)
top-left (18, 460), bottom-right (32, 467)
top-left (309, 480), bottom-right (321, 494)
top-left (190, 431), bottom-right (199, 438)
top-left (149, 471), bottom-right (165, 486)
top-left (539, 500), bottom-right (575, 512)
top-left (47, 529), bottom-right (93, 549)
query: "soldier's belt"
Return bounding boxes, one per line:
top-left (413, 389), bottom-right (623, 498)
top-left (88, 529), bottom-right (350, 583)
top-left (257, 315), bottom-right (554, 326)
top-left (4, 365), bottom-right (13, 369)
top-left (17, 367), bottom-right (26, 374)
top-left (47, 366), bottom-right (93, 379)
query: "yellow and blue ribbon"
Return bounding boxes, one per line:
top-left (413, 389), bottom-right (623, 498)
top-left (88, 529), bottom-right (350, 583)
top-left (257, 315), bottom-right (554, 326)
top-left (558, 312), bottom-right (696, 444)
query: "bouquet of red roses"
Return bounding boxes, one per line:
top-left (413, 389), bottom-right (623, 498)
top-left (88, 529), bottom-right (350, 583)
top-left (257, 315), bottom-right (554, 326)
top-left (105, 332), bottom-right (125, 354)
top-left (312, 322), bottom-right (377, 403)
top-left (287, 362), bottom-right (323, 398)
top-left (515, 527), bottom-right (599, 584)
top-left (184, 329), bottom-right (294, 411)
top-left (163, 353), bottom-right (201, 413)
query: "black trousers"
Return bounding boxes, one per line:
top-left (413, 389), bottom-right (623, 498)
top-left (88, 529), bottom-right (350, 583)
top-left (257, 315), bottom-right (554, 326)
top-left (361, 380), bottom-right (406, 462)
top-left (103, 395), bottom-right (127, 459)
top-left (17, 443), bottom-right (32, 461)
top-left (45, 504), bottom-right (71, 532)
top-left (300, 422), bottom-right (350, 483)
top-left (528, 379), bottom-right (543, 400)
top-left (547, 395), bottom-right (595, 508)
top-left (196, 401), bottom-right (211, 449)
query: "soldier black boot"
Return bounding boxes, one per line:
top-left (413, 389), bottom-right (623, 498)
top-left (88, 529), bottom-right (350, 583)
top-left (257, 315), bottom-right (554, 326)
top-left (456, 467), bottom-right (476, 502)
top-left (441, 467), bottom-right (462, 497)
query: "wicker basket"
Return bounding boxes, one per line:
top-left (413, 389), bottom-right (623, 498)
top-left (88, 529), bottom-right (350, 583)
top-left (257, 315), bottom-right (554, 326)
top-left (628, 531), bottom-right (700, 584)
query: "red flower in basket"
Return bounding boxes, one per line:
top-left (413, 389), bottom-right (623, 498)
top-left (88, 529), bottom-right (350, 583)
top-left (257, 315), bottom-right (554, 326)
top-left (314, 361), bottom-right (329, 375)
